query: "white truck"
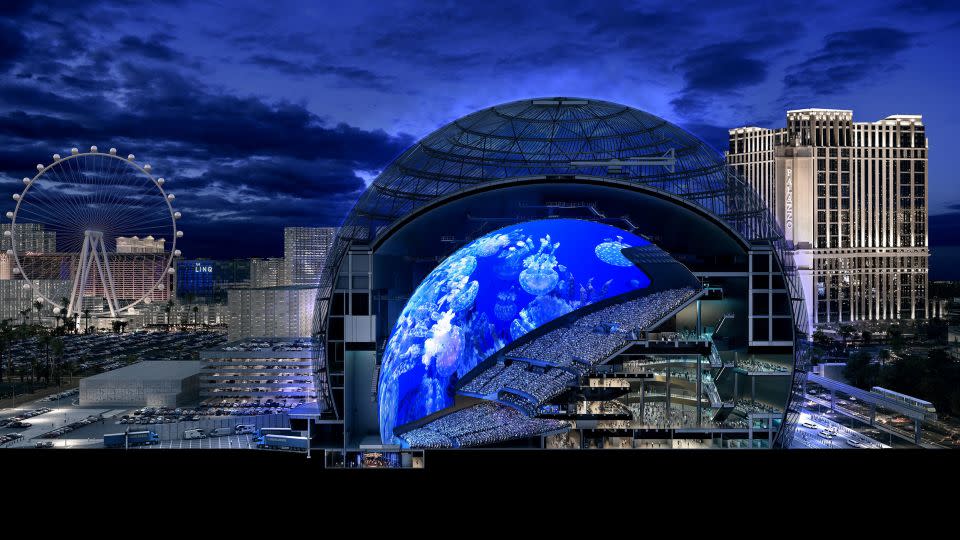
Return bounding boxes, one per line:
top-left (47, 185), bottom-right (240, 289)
top-left (182, 428), bottom-right (206, 440)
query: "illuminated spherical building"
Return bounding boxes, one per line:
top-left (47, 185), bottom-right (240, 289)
top-left (313, 98), bottom-right (805, 450)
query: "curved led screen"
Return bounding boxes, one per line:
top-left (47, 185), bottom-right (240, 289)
top-left (378, 218), bottom-right (652, 443)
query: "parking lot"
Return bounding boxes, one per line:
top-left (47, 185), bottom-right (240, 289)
top-left (1, 389), bottom-right (292, 449)
top-left (1, 331), bottom-right (227, 402)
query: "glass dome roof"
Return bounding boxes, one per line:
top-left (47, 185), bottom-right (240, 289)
top-left (350, 97), bottom-right (737, 240)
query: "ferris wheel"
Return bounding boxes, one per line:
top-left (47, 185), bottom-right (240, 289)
top-left (4, 146), bottom-right (183, 318)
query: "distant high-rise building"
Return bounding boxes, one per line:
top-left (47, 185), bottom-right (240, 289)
top-left (227, 285), bottom-right (317, 341)
top-left (1, 223), bottom-right (56, 279)
top-left (1, 223), bottom-right (57, 253)
top-left (250, 257), bottom-right (285, 288)
top-left (284, 226), bottom-right (336, 286)
top-left (0, 279), bottom-right (70, 322)
top-left (116, 235), bottom-right (166, 253)
top-left (175, 258), bottom-right (251, 303)
top-left (728, 109), bottom-right (929, 331)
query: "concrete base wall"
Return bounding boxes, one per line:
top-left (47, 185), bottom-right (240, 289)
top-left (79, 373), bottom-right (200, 408)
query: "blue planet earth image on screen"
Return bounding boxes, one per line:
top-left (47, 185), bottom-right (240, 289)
top-left (378, 218), bottom-right (652, 444)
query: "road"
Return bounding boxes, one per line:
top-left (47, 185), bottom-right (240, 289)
top-left (790, 411), bottom-right (887, 449)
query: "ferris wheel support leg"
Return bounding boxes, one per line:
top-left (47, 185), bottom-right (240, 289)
top-left (96, 235), bottom-right (120, 317)
top-left (89, 235), bottom-right (117, 318)
top-left (68, 232), bottom-right (94, 317)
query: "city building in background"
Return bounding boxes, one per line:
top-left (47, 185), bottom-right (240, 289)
top-left (126, 301), bottom-right (229, 330)
top-left (0, 279), bottom-right (70, 322)
top-left (728, 109), bottom-right (929, 332)
top-left (250, 257), bottom-right (285, 288)
top-left (1, 223), bottom-right (56, 279)
top-left (227, 285), bottom-right (317, 341)
top-left (199, 338), bottom-right (315, 404)
top-left (116, 235), bottom-right (166, 253)
top-left (284, 226), bottom-right (336, 286)
top-left (176, 258), bottom-right (251, 303)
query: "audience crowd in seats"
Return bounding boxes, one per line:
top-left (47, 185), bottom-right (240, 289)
top-left (399, 402), bottom-right (569, 448)
top-left (508, 288), bottom-right (696, 368)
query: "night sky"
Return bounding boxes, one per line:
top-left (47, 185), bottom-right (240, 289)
top-left (2, 1), bottom-right (959, 277)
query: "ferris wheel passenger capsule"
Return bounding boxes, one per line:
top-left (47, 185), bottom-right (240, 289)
top-left (71, 148), bottom-right (79, 155)
top-left (157, 178), bottom-right (165, 186)
top-left (12, 267), bottom-right (19, 274)
top-left (174, 249), bottom-right (181, 257)
top-left (176, 231), bottom-right (183, 238)
top-left (5, 211), bottom-right (12, 219)
top-left (127, 154), bottom-right (135, 161)
top-left (3, 230), bottom-right (10, 236)
top-left (12, 194), bottom-right (20, 201)
top-left (167, 267), bottom-right (175, 274)
top-left (36, 164), bottom-right (44, 171)
top-left (90, 146), bottom-right (98, 153)
top-left (109, 148), bottom-right (117, 155)
top-left (53, 154), bottom-right (61, 161)
top-left (173, 211), bottom-right (181, 219)
top-left (167, 194), bottom-right (175, 201)
top-left (144, 164), bottom-right (152, 172)
top-left (5, 249), bottom-right (12, 255)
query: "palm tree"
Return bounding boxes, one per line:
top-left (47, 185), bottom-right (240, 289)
top-left (164, 300), bottom-right (174, 331)
top-left (83, 308), bottom-right (91, 334)
top-left (192, 306), bottom-right (200, 327)
top-left (19, 309), bottom-right (30, 326)
top-left (0, 320), bottom-right (11, 383)
top-left (33, 299), bottom-right (43, 327)
top-left (878, 348), bottom-right (891, 368)
top-left (838, 324), bottom-right (855, 349)
top-left (51, 305), bottom-right (61, 330)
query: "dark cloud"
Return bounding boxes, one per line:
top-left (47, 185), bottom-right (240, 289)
top-left (0, 19), bottom-right (28, 72)
top-left (117, 34), bottom-right (185, 62)
top-left (244, 55), bottom-right (394, 90)
top-left (783, 28), bottom-right (915, 96)
top-left (678, 43), bottom-right (769, 93)
top-left (669, 18), bottom-right (806, 117)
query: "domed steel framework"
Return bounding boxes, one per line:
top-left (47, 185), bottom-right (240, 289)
top-left (313, 97), bottom-right (808, 446)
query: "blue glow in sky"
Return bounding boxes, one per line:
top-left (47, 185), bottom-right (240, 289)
top-left (377, 219), bottom-right (651, 443)
top-left (0, 1), bottom-right (958, 275)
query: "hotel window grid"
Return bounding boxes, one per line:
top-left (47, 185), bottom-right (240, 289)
top-left (728, 110), bottom-right (928, 327)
